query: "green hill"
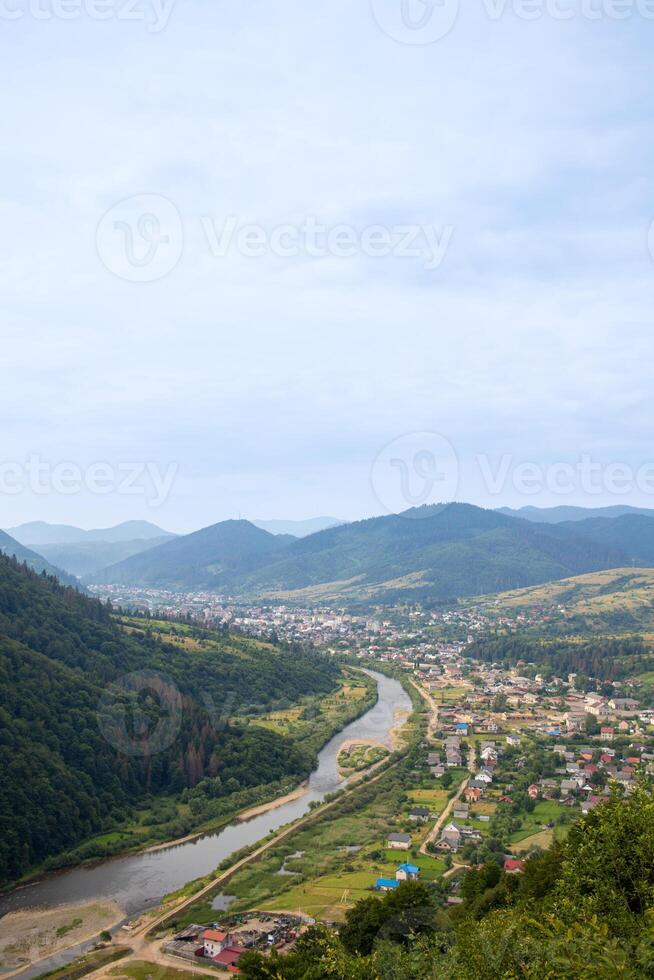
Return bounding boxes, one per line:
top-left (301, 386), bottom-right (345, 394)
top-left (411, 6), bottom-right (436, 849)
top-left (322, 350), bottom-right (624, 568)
top-left (0, 554), bottom-right (339, 884)
top-left (465, 566), bottom-right (654, 634)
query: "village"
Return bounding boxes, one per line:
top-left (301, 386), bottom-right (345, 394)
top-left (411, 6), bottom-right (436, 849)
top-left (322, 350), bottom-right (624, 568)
top-left (136, 633), bottom-right (654, 974)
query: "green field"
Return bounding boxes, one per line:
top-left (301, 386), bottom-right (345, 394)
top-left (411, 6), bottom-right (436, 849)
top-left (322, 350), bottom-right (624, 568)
top-left (509, 801), bottom-right (570, 844)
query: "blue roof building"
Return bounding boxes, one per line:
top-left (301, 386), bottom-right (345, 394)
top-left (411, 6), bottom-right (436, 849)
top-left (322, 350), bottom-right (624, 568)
top-left (375, 877), bottom-right (400, 891)
top-left (396, 863), bottom-right (420, 880)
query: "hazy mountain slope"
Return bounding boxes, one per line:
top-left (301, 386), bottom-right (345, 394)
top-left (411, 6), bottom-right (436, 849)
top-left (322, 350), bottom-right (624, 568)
top-left (37, 535), bottom-right (173, 577)
top-left (253, 517), bottom-right (345, 537)
top-left (497, 505), bottom-right (654, 524)
top-left (239, 503), bottom-right (627, 602)
top-left (90, 519), bottom-right (291, 588)
top-left (559, 514), bottom-right (654, 564)
top-left (8, 519), bottom-right (175, 546)
top-left (0, 530), bottom-right (80, 586)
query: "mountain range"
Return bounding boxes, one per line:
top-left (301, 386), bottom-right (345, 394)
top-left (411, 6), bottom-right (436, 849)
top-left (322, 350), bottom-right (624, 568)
top-left (4, 520), bottom-right (176, 578)
top-left (88, 502), bottom-right (652, 604)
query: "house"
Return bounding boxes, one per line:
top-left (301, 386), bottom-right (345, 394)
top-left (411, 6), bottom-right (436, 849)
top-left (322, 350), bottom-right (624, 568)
top-left (212, 946), bottom-right (245, 969)
top-left (465, 787), bottom-right (482, 803)
top-left (441, 822), bottom-right (462, 846)
top-left (469, 780), bottom-right (487, 793)
top-left (581, 796), bottom-right (602, 815)
top-left (375, 877), bottom-right (400, 892)
top-left (453, 802), bottom-right (469, 820)
top-left (388, 833), bottom-right (412, 850)
top-left (427, 753), bottom-right (441, 766)
top-left (506, 733), bottom-right (520, 747)
top-left (600, 727), bottom-right (614, 741)
top-left (408, 807), bottom-right (430, 822)
top-left (610, 698), bottom-right (639, 712)
top-left (203, 929), bottom-right (230, 958)
top-left (396, 863), bottom-right (420, 881)
top-left (504, 858), bottom-right (525, 874)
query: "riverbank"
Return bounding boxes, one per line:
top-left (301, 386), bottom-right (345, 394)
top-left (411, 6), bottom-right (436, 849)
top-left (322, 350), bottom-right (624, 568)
top-left (236, 783), bottom-right (309, 822)
top-left (1, 669), bottom-right (378, 902)
top-left (0, 902), bottom-right (123, 978)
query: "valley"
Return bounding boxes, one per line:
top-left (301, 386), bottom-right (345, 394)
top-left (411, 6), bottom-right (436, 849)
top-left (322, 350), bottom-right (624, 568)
top-left (4, 507), bottom-right (654, 978)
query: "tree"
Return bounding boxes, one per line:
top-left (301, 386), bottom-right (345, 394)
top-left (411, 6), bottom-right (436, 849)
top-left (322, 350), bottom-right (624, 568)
top-left (340, 881), bottom-right (437, 956)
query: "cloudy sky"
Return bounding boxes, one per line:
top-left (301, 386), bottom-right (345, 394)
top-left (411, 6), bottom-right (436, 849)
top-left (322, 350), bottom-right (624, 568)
top-left (2, 1), bottom-right (654, 533)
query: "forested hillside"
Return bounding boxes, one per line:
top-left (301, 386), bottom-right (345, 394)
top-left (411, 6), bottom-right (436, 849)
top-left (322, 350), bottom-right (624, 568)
top-left (0, 556), bottom-right (340, 884)
top-left (465, 633), bottom-right (652, 682)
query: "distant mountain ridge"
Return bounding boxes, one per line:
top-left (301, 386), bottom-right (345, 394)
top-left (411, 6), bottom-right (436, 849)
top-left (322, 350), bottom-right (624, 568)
top-left (90, 503), bottom-right (636, 604)
top-left (4, 521), bottom-right (178, 579)
top-left (497, 505), bottom-right (654, 524)
top-left (253, 517), bottom-right (345, 537)
top-left (7, 519), bottom-right (175, 545)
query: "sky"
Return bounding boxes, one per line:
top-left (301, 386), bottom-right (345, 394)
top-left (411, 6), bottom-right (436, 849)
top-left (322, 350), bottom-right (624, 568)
top-left (2, 0), bottom-right (654, 534)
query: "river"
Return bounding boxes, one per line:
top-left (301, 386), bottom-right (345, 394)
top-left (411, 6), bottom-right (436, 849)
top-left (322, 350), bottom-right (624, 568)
top-left (0, 670), bottom-right (410, 927)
